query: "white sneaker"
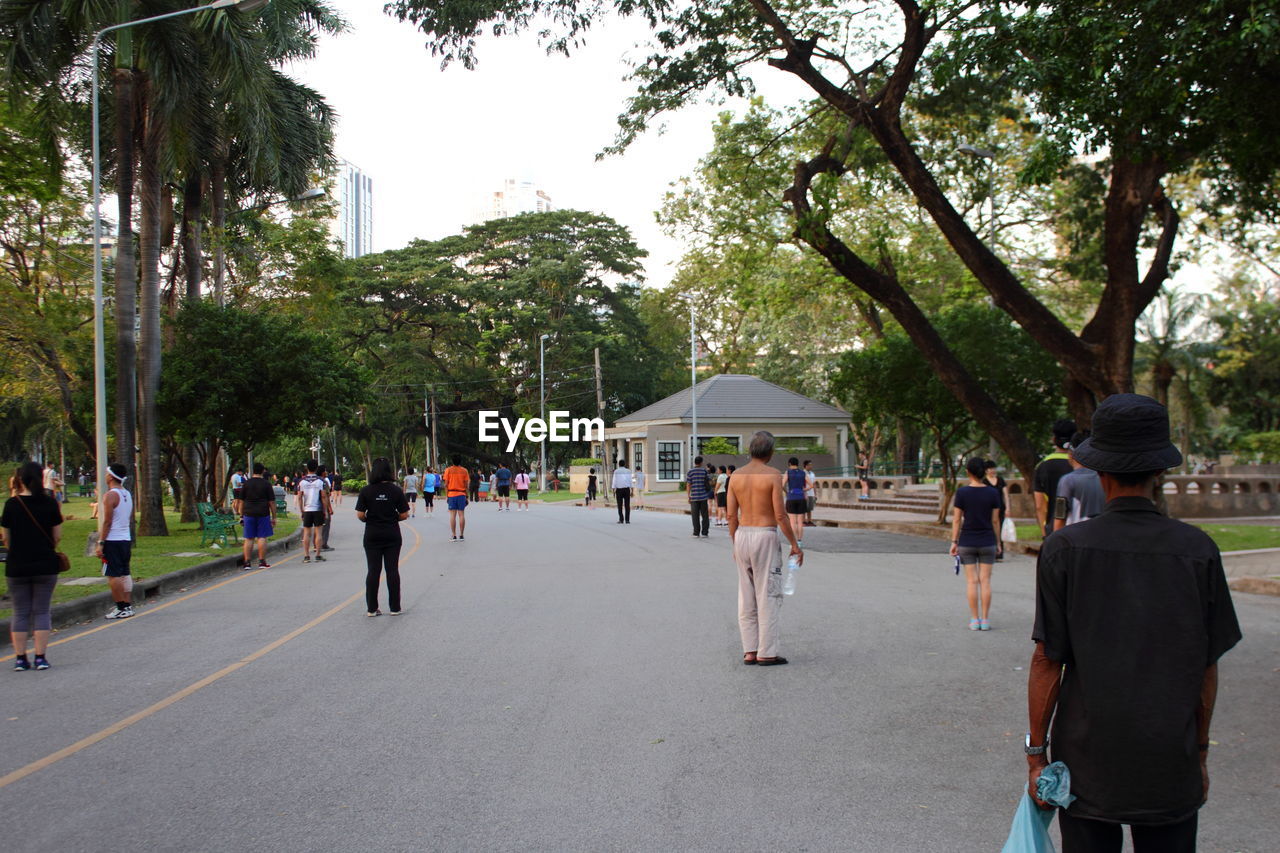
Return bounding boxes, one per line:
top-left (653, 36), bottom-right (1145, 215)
top-left (106, 606), bottom-right (134, 620)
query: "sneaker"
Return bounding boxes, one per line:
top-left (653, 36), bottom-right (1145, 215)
top-left (321, 546), bottom-right (334, 551)
top-left (314, 554), bottom-right (326, 562)
top-left (968, 619), bottom-right (981, 631)
top-left (13, 657), bottom-right (30, 671)
top-left (389, 609), bottom-right (404, 615)
top-left (258, 560), bottom-right (271, 569)
top-left (451, 535), bottom-right (457, 541)
top-left (367, 609), bottom-right (382, 617)
top-left (979, 619), bottom-right (991, 631)
top-left (302, 555), bottom-right (311, 563)
top-left (107, 606), bottom-right (134, 620)
top-left (34, 656), bottom-right (50, 670)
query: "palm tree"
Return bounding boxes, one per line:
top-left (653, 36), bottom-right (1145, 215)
top-left (1137, 286), bottom-right (1208, 472)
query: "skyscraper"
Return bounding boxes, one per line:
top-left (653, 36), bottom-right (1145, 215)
top-left (337, 160), bottom-right (373, 258)
top-left (474, 178), bottom-right (554, 224)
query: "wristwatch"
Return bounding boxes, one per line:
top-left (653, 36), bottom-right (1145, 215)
top-left (1024, 733), bottom-right (1049, 755)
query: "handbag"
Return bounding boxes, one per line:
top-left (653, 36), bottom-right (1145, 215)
top-left (1002, 516), bottom-right (1018, 543)
top-left (16, 495), bottom-right (72, 573)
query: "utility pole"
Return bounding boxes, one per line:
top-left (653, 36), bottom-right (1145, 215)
top-left (690, 302), bottom-right (698, 466)
top-left (595, 347), bottom-right (609, 505)
top-left (430, 390), bottom-right (440, 473)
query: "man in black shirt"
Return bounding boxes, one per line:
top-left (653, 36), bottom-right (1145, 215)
top-left (238, 463), bottom-right (277, 570)
top-left (1033, 418), bottom-right (1076, 538)
top-left (1025, 394), bottom-right (1242, 853)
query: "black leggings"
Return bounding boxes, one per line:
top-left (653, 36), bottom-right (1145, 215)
top-left (1058, 809), bottom-right (1197, 853)
top-left (423, 491), bottom-right (434, 507)
top-left (363, 538), bottom-right (402, 613)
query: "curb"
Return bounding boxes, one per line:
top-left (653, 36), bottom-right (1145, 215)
top-left (1, 527), bottom-right (302, 646)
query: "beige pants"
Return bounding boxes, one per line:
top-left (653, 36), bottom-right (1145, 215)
top-left (734, 526), bottom-right (784, 658)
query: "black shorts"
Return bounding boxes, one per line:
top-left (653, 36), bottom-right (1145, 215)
top-left (302, 510), bottom-right (326, 528)
top-left (716, 492), bottom-right (727, 508)
top-left (497, 485), bottom-right (511, 497)
top-left (407, 492), bottom-right (417, 503)
top-left (101, 540), bottom-right (132, 577)
top-left (785, 498), bottom-right (807, 515)
top-left (516, 489), bottom-right (529, 500)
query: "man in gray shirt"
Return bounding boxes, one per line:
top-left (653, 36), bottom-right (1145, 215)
top-left (1053, 431), bottom-right (1107, 531)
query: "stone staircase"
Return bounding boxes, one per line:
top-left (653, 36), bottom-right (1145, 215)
top-left (816, 482), bottom-right (942, 516)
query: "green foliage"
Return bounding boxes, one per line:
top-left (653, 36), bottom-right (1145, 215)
top-left (569, 458), bottom-right (601, 466)
top-left (699, 437), bottom-right (738, 455)
top-left (1208, 278), bottom-right (1280, 433)
top-left (159, 301), bottom-right (367, 455)
top-left (832, 304), bottom-right (1064, 478)
top-left (341, 476), bottom-right (367, 493)
top-left (1234, 432), bottom-right (1280, 463)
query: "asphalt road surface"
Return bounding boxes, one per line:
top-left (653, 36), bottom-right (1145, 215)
top-left (2, 502), bottom-right (1276, 852)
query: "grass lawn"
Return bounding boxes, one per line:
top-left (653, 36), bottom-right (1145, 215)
top-left (1015, 521), bottom-right (1279, 553)
top-left (2, 504), bottom-right (299, 622)
top-left (532, 490), bottom-right (585, 503)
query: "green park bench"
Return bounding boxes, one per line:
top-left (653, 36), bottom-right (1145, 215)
top-left (196, 501), bottom-right (240, 548)
top-left (275, 497), bottom-right (290, 516)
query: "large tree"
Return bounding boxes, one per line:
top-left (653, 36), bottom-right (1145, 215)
top-left (388, 0), bottom-right (1280, 478)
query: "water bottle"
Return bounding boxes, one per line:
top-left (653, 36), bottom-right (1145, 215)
top-left (783, 553), bottom-right (800, 596)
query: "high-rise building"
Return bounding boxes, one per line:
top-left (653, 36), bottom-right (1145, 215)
top-left (476, 178), bottom-right (554, 223)
top-left (336, 160), bottom-right (373, 258)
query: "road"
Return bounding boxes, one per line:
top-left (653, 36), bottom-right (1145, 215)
top-left (2, 501), bottom-right (1276, 852)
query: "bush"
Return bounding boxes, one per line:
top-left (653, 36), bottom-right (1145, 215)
top-left (776, 444), bottom-right (830, 456)
top-left (700, 437), bottom-right (739, 455)
top-left (1235, 432), bottom-right (1280, 463)
top-left (570, 457), bottom-right (601, 466)
top-left (342, 477), bottom-right (367, 493)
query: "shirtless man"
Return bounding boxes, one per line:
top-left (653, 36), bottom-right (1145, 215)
top-left (726, 431), bottom-right (803, 666)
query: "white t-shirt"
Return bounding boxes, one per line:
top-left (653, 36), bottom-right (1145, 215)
top-left (297, 475), bottom-right (327, 512)
top-left (804, 469), bottom-right (816, 495)
top-left (612, 467), bottom-right (633, 489)
top-left (633, 470), bottom-right (646, 490)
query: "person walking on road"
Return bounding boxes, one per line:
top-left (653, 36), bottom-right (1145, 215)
top-left (3, 462), bottom-right (63, 670)
top-left (687, 455), bottom-right (711, 537)
top-left (612, 459), bottom-right (632, 524)
top-left (714, 465), bottom-right (729, 527)
top-left (296, 460), bottom-right (330, 563)
top-left (950, 457), bottom-right (1003, 631)
top-left (1052, 431), bottom-right (1107, 532)
top-left (803, 460), bottom-right (817, 526)
top-left (585, 468), bottom-right (598, 507)
top-left (318, 465), bottom-right (335, 552)
top-left (983, 459), bottom-right (1011, 557)
top-left (513, 469), bottom-right (531, 511)
top-left (495, 462), bottom-right (513, 511)
top-left (238, 463), bottom-right (276, 570)
top-left (96, 463), bottom-right (136, 619)
top-left (632, 464), bottom-right (645, 509)
top-left (330, 470), bottom-right (343, 506)
top-left (356, 458), bottom-right (410, 617)
top-left (421, 466), bottom-right (436, 516)
top-left (442, 456), bottom-right (470, 541)
top-left (726, 431), bottom-right (803, 666)
top-left (1024, 394), bottom-right (1241, 853)
top-left (1033, 418), bottom-right (1076, 538)
top-left (784, 458), bottom-right (808, 544)
top-left (403, 467), bottom-right (421, 518)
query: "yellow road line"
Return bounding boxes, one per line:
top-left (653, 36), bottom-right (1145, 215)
top-left (0, 526), bottom-right (421, 789)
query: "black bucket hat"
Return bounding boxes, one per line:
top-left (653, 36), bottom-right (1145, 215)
top-left (1072, 394), bottom-right (1182, 473)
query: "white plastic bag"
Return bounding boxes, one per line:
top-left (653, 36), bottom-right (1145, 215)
top-left (1002, 516), bottom-right (1018, 543)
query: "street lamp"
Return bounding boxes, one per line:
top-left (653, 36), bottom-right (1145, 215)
top-left (680, 295), bottom-right (698, 465)
top-left (89, 0), bottom-right (270, 499)
top-left (539, 333), bottom-right (550, 492)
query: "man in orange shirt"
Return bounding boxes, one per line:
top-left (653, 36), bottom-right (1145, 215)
top-left (442, 455), bottom-right (471, 541)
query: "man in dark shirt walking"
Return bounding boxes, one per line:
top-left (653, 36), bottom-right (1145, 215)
top-left (1024, 394), bottom-right (1242, 853)
top-left (687, 455), bottom-right (711, 537)
top-left (237, 463), bottom-right (277, 570)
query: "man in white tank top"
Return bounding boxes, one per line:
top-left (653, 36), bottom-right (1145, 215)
top-left (94, 463), bottom-right (136, 619)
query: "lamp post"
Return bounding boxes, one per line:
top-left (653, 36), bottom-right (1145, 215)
top-left (539, 333), bottom-right (550, 492)
top-left (686, 299), bottom-right (698, 465)
top-left (89, 0), bottom-right (269, 500)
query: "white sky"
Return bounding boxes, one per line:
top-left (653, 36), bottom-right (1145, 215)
top-left (291, 4), bottom-right (797, 287)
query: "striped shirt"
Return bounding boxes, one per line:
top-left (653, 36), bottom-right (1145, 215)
top-left (687, 467), bottom-right (711, 501)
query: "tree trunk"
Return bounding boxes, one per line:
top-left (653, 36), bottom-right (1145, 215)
top-left (211, 157), bottom-right (227, 307)
top-left (176, 173), bottom-right (205, 523)
top-left (136, 85), bottom-right (169, 536)
top-left (112, 67), bottom-right (138, 485)
top-left (896, 420), bottom-right (921, 481)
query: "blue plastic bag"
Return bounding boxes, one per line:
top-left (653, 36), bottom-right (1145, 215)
top-left (999, 762), bottom-right (1075, 853)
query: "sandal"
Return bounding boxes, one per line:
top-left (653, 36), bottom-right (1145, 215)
top-left (743, 653), bottom-right (758, 665)
top-left (968, 619), bottom-right (981, 631)
top-left (756, 657), bottom-right (788, 666)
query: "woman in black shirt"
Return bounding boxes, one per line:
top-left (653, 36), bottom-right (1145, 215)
top-left (2, 462), bottom-right (63, 670)
top-left (949, 457), bottom-right (1003, 632)
top-left (354, 458), bottom-right (410, 617)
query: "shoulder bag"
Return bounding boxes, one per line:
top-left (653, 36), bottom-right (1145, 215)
top-left (16, 496), bottom-right (72, 573)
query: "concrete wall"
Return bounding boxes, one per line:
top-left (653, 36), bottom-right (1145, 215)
top-left (1001, 475), bottom-right (1280, 519)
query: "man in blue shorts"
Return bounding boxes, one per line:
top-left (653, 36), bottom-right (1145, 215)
top-left (237, 462), bottom-right (277, 569)
top-left (494, 462), bottom-right (513, 511)
top-left (442, 455), bottom-right (470, 541)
